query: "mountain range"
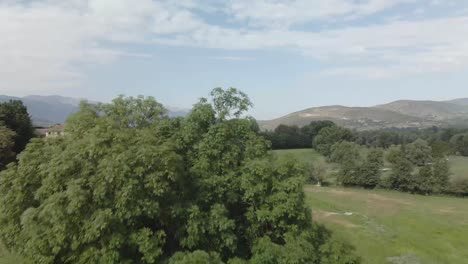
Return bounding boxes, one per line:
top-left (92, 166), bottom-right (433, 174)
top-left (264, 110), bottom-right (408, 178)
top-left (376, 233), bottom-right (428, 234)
top-left (0, 95), bottom-right (189, 127)
top-left (259, 98), bottom-right (468, 131)
top-left (2, 94), bottom-right (468, 130)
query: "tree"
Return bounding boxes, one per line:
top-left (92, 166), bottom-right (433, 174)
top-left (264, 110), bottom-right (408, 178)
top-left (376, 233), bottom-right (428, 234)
top-left (386, 145), bottom-right (403, 164)
top-left (430, 140), bottom-right (452, 158)
top-left (265, 124), bottom-right (309, 149)
top-left (387, 147), bottom-right (414, 191)
top-left (308, 160), bottom-right (328, 186)
top-left (301, 121), bottom-right (336, 144)
top-left (314, 126), bottom-right (355, 157)
top-left (0, 126), bottom-right (16, 170)
top-left (330, 141), bottom-right (362, 186)
top-left (0, 89), bottom-right (359, 263)
top-left (450, 133), bottom-right (468, 156)
top-left (329, 141), bottom-right (361, 164)
top-left (406, 139), bottom-right (432, 166)
top-left (413, 165), bottom-right (433, 194)
top-left (358, 148), bottom-right (384, 188)
top-left (431, 158), bottom-right (450, 194)
top-left (0, 100), bottom-right (35, 154)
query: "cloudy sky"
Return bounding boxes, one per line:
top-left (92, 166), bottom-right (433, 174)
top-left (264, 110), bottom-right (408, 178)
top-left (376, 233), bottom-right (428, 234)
top-left (1, 0), bottom-right (468, 119)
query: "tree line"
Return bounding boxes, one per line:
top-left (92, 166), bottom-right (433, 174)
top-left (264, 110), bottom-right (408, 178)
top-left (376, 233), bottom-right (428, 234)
top-left (262, 122), bottom-right (468, 158)
top-left (309, 125), bottom-right (467, 196)
top-left (0, 89), bottom-right (360, 263)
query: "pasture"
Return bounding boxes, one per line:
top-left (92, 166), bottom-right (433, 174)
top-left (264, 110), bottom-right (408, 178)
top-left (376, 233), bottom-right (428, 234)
top-left (306, 186), bottom-right (468, 264)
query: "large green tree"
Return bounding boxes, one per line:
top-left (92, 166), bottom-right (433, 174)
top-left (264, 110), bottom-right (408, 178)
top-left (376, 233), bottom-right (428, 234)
top-left (0, 89), bottom-right (359, 263)
top-left (358, 148), bottom-right (384, 188)
top-left (387, 146), bottom-right (414, 191)
top-left (0, 100), bottom-right (35, 154)
top-left (405, 139), bottom-right (432, 166)
top-left (313, 126), bottom-right (355, 157)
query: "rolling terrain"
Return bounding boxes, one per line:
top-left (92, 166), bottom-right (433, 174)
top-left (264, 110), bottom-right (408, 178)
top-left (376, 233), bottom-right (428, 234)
top-left (260, 98), bottom-right (468, 131)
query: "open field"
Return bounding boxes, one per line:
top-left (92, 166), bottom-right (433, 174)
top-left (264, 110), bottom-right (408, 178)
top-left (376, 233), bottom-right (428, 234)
top-left (306, 186), bottom-right (468, 264)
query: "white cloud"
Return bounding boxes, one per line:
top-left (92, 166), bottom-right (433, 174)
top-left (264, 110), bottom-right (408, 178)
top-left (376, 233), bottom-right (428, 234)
top-left (1, 0), bottom-right (468, 94)
top-left (227, 0), bottom-right (415, 29)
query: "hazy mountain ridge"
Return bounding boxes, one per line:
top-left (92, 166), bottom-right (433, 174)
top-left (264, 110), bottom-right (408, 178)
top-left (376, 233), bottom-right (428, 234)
top-left (0, 95), bottom-right (189, 127)
top-left (260, 98), bottom-right (468, 131)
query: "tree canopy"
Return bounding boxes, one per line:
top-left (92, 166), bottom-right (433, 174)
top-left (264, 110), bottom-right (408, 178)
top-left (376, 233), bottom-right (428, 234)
top-left (0, 100), bottom-right (34, 154)
top-left (0, 89), bottom-right (359, 263)
top-left (314, 126), bottom-right (355, 157)
top-left (0, 126), bottom-right (16, 170)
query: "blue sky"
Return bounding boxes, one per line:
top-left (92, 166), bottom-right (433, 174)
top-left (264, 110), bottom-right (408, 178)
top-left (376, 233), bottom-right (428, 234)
top-left (1, 0), bottom-right (468, 119)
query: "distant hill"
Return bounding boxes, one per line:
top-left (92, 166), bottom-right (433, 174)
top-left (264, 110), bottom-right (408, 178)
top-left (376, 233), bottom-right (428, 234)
top-left (260, 98), bottom-right (468, 131)
top-left (0, 95), bottom-right (189, 127)
top-left (375, 100), bottom-right (468, 120)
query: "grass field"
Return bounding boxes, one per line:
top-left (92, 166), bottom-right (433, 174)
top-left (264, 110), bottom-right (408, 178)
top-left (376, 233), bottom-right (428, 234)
top-left (306, 186), bottom-right (468, 264)
top-left (275, 149), bottom-right (468, 263)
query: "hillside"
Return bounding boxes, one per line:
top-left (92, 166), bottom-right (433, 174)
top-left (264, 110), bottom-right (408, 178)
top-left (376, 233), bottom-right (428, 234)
top-left (260, 98), bottom-right (468, 130)
top-left (375, 100), bottom-right (468, 120)
top-left (0, 95), bottom-right (189, 127)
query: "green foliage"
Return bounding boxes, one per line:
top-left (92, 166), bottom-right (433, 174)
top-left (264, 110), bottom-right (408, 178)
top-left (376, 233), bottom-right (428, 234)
top-left (431, 158), bottom-right (450, 194)
top-left (450, 133), bottom-right (468, 156)
top-left (358, 148), bottom-right (384, 188)
top-left (0, 100), bottom-right (34, 152)
top-left (405, 139), bottom-right (432, 166)
top-left (0, 89), bottom-right (358, 263)
top-left (261, 121), bottom-right (336, 150)
top-left (331, 143), bottom-right (384, 188)
top-left (330, 141), bottom-right (361, 164)
top-left (167, 251), bottom-right (223, 264)
top-left (301, 121), bottom-right (336, 144)
top-left (314, 126), bottom-right (355, 157)
top-left (412, 165), bottom-right (434, 194)
top-left (448, 178), bottom-right (468, 196)
top-left (263, 124), bottom-right (310, 149)
top-left (430, 140), bottom-right (452, 158)
top-left (210, 87), bottom-right (252, 120)
top-left (387, 147), bottom-right (414, 191)
top-left (0, 127), bottom-right (16, 170)
top-left (308, 160), bottom-right (328, 186)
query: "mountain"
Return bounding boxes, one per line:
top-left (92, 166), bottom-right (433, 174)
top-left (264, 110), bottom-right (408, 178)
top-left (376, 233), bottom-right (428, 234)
top-left (375, 100), bottom-right (468, 120)
top-left (447, 98), bottom-right (468, 107)
top-left (0, 95), bottom-right (189, 127)
top-left (260, 98), bottom-right (468, 131)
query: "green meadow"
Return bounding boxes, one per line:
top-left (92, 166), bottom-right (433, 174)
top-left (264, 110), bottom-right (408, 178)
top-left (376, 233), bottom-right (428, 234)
top-left (306, 186), bottom-right (468, 264)
top-left (274, 149), bottom-right (468, 263)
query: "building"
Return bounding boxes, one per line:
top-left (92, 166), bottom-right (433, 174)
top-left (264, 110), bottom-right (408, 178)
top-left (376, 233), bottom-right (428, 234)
top-left (36, 124), bottom-right (65, 138)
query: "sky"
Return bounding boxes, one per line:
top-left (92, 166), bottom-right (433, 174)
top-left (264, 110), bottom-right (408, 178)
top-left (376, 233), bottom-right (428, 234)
top-left (1, 0), bottom-right (468, 119)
